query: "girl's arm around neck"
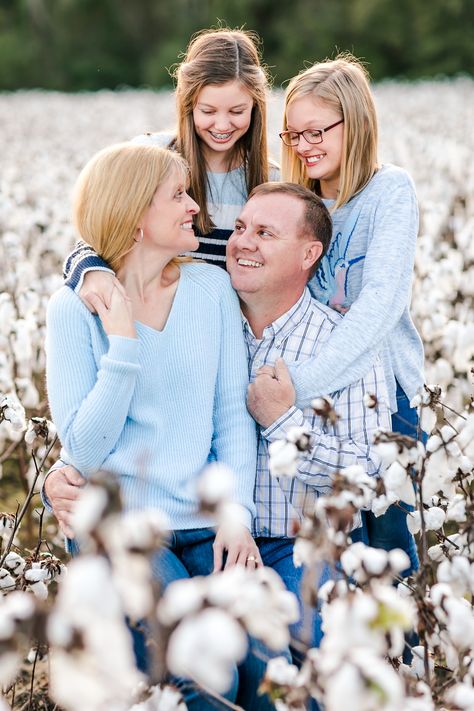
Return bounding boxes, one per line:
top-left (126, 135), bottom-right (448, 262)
top-left (291, 171), bottom-right (420, 406)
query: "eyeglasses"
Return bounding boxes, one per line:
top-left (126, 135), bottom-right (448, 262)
top-left (279, 119), bottom-right (344, 146)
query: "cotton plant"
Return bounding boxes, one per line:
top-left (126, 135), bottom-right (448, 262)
top-left (264, 378), bottom-right (474, 710)
top-left (158, 564), bottom-right (300, 693)
top-left (47, 555), bottom-right (147, 711)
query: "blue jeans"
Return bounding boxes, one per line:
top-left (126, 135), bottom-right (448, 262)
top-left (258, 537), bottom-right (337, 711)
top-left (132, 527), bottom-right (281, 711)
top-left (365, 383), bottom-right (424, 575)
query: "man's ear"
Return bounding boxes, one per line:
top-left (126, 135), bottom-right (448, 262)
top-left (302, 240), bottom-right (323, 272)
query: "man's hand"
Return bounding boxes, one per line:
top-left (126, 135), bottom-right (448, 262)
top-left (44, 465), bottom-right (86, 538)
top-left (213, 524), bottom-right (262, 572)
top-left (80, 272), bottom-right (126, 314)
top-left (247, 357), bottom-right (296, 428)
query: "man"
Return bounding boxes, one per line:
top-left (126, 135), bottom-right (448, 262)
top-left (225, 182), bottom-right (390, 655)
top-left (44, 182), bottom-right (390, 654)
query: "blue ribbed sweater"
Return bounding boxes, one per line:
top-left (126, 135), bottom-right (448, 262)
top-left (46, 262), bottom-right (257, 530)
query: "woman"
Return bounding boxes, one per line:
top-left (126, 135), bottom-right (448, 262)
top-left (46, 142), bottom-right (265, 708)
top-left (63, 26), bottom-right (277, 292)
top-left (280, 53), bottom-right (425, 571)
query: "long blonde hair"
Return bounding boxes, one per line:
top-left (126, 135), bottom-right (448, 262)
top-left (281, 53), bottom-right (378, 210)
top-left (172, 27), bottom-right (271, 234)
top-left (73, 143), bottom-right (189, 272)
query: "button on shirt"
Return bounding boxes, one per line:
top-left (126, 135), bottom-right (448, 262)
top-left (243, 288), bottom-right (391, 539)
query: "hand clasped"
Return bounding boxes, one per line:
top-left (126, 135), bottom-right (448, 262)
top-left (246, 357), bottom-right (296, 428)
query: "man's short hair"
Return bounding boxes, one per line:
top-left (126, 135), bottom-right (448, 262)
top-left (248, 182), bottom-right (332, 277)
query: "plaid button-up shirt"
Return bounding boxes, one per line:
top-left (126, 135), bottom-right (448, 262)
top-left (243, 288), bottom-right (391, 538)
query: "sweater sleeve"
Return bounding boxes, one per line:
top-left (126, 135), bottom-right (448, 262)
top-left (211, 279), bottom-right (257, 530)
top-left (291, 173), bottom-right (419, 407)
top-left (63, 240), bottom-right (114, 292)
top-left (46, 288), bottom-right (140, 475)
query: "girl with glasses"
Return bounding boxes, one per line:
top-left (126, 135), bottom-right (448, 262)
top-left (281, 53), bottom-right (425, 573)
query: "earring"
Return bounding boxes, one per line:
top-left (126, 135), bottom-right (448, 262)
top-left (134, 227), bottom-right (144, 243)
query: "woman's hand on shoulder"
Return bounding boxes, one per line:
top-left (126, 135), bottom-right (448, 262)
top-left (87, 282), bottom-right (136, 339)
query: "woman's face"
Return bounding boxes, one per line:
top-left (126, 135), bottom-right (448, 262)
top-left (286, 95), bottom-right (344, 199)
top-left (192, 80), bottom-right (254, 168)
top-left (141, 168), bottom-right (199, 255)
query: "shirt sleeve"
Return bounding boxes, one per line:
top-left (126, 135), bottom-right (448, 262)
top-left (211, 279), bottom-right (257, 530)
top-left (63, 240), bottom-right (115, 292)
top-left (262, 360), bottom-right (391, 492)
top-left (46, 288), bottom-right (140, 476)
top-left (290, 173), bottom-right (419, 407)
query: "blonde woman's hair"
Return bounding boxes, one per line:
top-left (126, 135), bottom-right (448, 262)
top-left (172, 27), bottom-right (271, 234)
top-left (73, 143), bottom-right (189, 272)
top-left (281, 53), bottom-right (378, 210)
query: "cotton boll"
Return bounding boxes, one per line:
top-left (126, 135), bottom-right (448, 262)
top-left (24, 565), bottom-right (50, 583)
top-left (269, 439), bottom-right (299, 477)
top-left (446, 682), bottom-right (474, 710)
top-left (196, 462), bottom-right (235, 508)
top-left (265, 656), bottom-right (300, 686)
top-left (128, 685), bottom-right (186, 710)
top-left (27, 581), bottom-right (48, 600)
top-left (382, 461), bottom-right (416, 506)
top-left (157, 577), bottom-right (205, 625)
top-left (420, 407), bottom-right (437, 434)
top-left (373, 441), bottom-right (399, 467)
top-left (437, 556), bottom-right (474, 597)
top-left (4, 552), bottom-right (26, 576)
top-left (371, 491), bottom-right (398, 517)
top-left (446, 494), bottom-right (467, 523)
top-left (387, 549), bottom-right (411, 576)
top-left (71, 485), bottom-right (109, 539)
top-left (424, 506), bottom-right (446, 531)
top-left (48, 555), bottom-right (144, 711)
top-left (0, 569), bottom-right (15, 591)
top-left (166, 609), bottom-right (247, 694)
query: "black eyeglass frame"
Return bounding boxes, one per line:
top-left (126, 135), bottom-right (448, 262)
top-left (279, 119), bottom-right (344, 146)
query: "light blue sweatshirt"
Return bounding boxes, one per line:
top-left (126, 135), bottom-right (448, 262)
top-left (292, 164), bottom-right (425, 413)
top-left (46, 262), bottom-right (257, 530)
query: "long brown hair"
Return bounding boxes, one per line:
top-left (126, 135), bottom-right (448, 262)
top-left (281, 53), bottom-right (378, 210)
top-left (172, 28), bottom-right (271, 234)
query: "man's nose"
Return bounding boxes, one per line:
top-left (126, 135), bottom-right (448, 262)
top-left (236, 229), bottom-right (257, 249)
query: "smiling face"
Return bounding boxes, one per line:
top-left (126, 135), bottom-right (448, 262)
top-left (192, 80), bottom-right (254, 169)
top-left (286, 95), bottom-right (344, 199)
top-left (227, 192), bottom-right (322, 317)
top-left (140, 168), bottom-right (200, 256)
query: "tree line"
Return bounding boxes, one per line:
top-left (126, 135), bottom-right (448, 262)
top-left (0, 0), bottom-right (472, 91)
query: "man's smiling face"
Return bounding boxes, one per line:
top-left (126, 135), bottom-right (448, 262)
top-left (226, 192), bottom-right (314, 304)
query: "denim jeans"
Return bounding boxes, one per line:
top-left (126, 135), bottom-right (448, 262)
top-left (365, 382), bottom-right (425, 575)
top-left (257, 537), bottom-right (338, 711)
top-left (132, 527), bottom-right (281, 711)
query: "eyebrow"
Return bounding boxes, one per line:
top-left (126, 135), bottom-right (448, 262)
top-left (197, 102), bottom-right (250, 110)
top-left (236, 218), bottom-right (279, 234)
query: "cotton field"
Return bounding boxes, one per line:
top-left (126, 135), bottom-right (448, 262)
top-left (1, 80), bottom-right (473, 417)
top-left (0, 81), bottom-right (473, 711)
